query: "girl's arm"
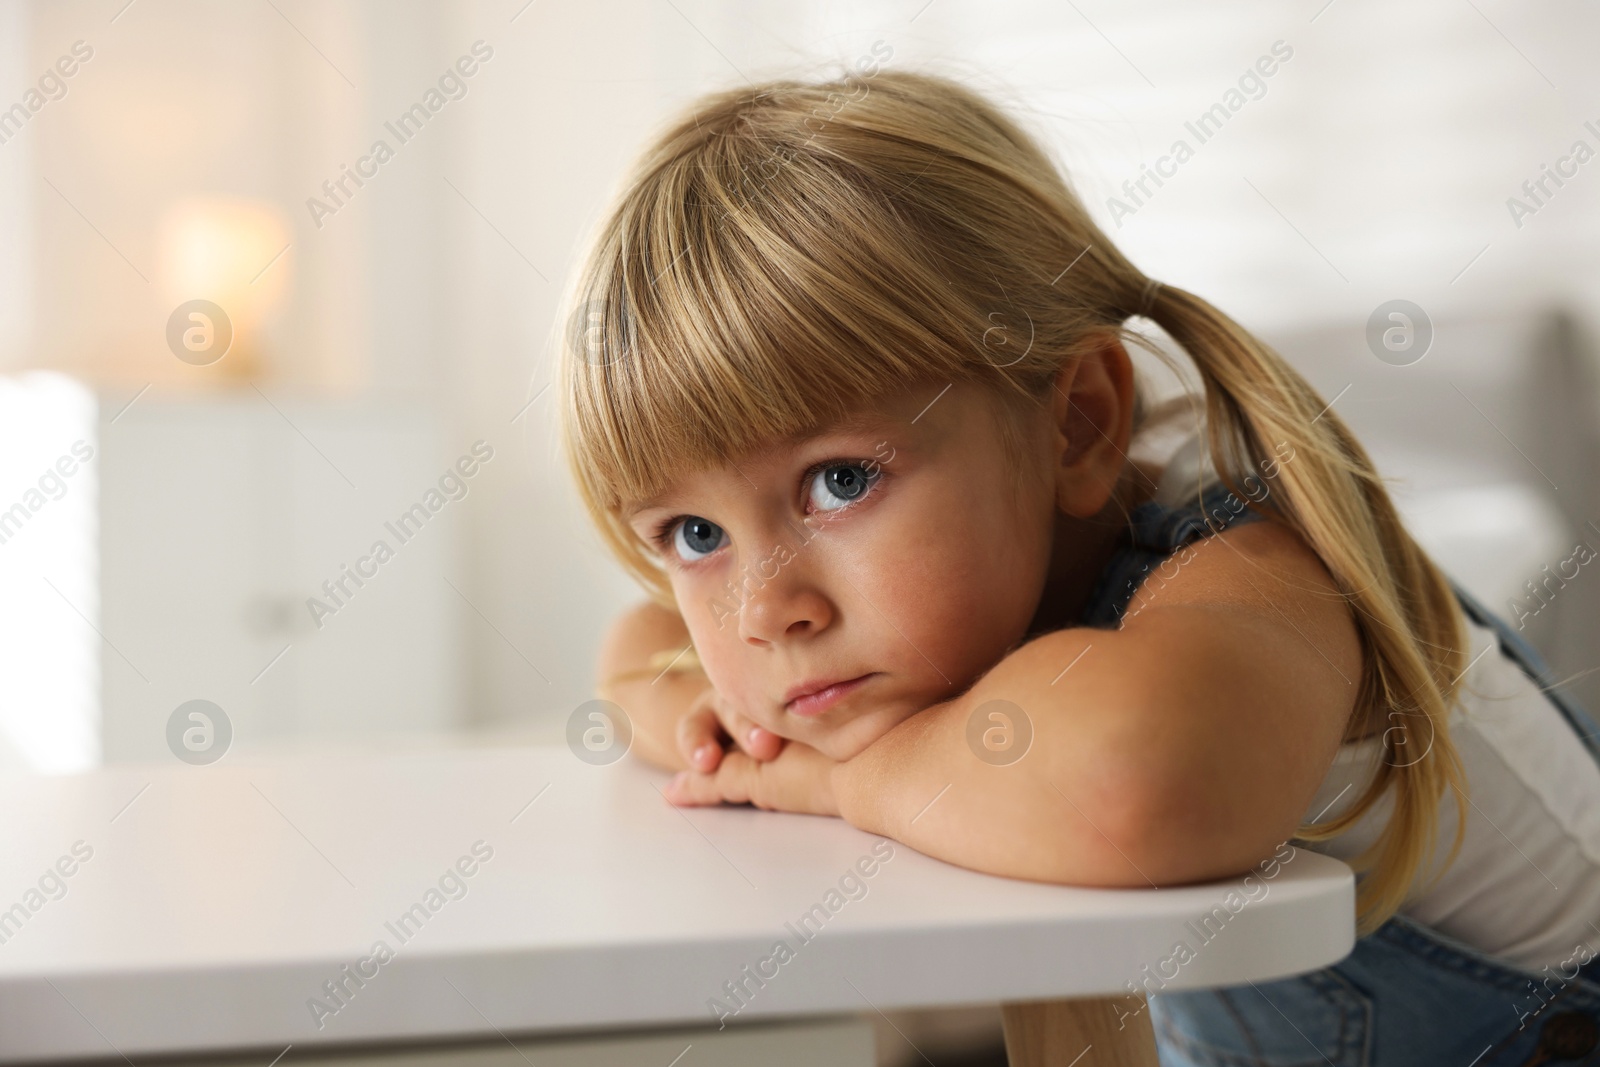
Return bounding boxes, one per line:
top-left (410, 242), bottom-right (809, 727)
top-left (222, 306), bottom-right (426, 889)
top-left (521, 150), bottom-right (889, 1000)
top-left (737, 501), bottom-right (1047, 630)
top-left (596, 601), bottom-right (784, 773)
top-left (596, 601), bottom-right (709, 773)
top-left (830, 520), bottom-right (1363, 887)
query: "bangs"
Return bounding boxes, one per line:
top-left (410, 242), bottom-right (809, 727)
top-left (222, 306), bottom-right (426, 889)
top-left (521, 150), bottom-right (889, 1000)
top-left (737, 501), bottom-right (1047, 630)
top-left (568, 163), bottom-right (969, 512)
top-left (561, 87), bottom-right (1078, 513)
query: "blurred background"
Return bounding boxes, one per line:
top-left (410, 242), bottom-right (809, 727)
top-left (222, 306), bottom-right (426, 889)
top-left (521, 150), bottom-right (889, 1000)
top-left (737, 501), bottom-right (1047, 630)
top-left (1, 0), bottom-right (1597, 784)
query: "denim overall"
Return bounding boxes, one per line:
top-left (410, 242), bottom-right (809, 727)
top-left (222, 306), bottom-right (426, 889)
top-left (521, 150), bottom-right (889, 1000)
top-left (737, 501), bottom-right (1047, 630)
top-left (1079, 480), bottom-right (1600, 1066)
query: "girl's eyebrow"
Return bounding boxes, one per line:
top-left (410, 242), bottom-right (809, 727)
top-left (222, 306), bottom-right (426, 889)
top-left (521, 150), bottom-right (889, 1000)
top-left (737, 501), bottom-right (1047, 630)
top-left (625, 411), bottom-right (904, 519)
top-left (781, 409), bottom-right (901, 447)
top-left (625, 492), bottom-right (676, 519)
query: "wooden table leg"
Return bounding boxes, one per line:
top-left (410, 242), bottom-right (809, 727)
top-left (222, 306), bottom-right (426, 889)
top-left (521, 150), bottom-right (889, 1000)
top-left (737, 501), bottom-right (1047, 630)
top-left (1001, 995), bottom-right (1159, 1067)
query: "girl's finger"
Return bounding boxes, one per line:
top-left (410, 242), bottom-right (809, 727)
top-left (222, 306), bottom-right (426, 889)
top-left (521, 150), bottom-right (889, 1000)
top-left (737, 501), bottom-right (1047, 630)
top-left (713, 702), bottom-right (786, 762)
top-left (665, 753), bottom-right (759, 808)
top-left (676, 704), bottom-right (726, 773)
top-left (662, 767), bottom-right (736, 809)
top-left (665, 768), bottom-right (725, 807)
top-left (744, 724), bottom-right (785, 761)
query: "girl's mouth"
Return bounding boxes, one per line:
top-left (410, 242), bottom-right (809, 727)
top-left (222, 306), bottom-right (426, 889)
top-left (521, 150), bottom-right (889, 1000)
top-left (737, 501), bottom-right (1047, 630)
top-left (783, 673), bottom-right (876, 717)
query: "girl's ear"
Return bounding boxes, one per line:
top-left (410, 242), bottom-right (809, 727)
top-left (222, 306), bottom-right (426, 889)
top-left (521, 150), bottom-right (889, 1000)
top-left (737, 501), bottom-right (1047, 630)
top-left (1047, 332), bottom-right (1137, 518)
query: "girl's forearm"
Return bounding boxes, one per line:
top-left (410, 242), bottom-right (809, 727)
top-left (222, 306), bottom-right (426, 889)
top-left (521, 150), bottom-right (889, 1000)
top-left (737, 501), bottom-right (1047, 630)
top-left (830, 619), bottom-right (1319, 888)
top-left (595, 601), bottom-right (708, 773)
top-left (603, 670), bottom-right (709, 772)
top-left (830, 629), bottom-right (1156, 887)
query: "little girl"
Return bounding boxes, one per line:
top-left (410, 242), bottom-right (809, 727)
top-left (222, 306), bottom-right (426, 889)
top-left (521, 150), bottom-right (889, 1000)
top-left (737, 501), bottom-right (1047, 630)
top-left (564, 68), bottom-right (1600, 1063)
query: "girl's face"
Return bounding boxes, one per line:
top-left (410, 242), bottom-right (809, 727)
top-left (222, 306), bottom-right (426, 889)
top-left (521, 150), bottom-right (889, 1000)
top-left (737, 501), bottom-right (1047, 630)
top-left (625, 382), bottom-right (1061, 761)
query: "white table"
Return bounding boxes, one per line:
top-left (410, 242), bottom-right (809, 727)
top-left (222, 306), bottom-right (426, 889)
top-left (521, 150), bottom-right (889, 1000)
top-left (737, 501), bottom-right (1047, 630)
top-left (0, 745), bottom-right (1355, 1064)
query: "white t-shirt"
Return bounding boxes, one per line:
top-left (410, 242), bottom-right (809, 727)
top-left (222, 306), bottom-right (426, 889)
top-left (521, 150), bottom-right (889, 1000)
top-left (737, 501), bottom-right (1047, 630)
top-left (1146, 420), bottom-right (1600, 972)
top-left (1298, 617), bottom-right (1600, 972)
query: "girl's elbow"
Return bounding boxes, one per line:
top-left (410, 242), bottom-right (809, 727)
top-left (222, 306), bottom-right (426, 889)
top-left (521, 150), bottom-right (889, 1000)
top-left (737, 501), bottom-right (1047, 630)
top-left (1105, 766), bottom-right (1298, 887)
top-left (1036, 754), bottom-right (1192, 887)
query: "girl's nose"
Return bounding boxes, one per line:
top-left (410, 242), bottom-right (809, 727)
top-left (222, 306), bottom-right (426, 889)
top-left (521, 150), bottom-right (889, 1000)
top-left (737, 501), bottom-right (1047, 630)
top-left (736, 569), bottom-right (835, 646)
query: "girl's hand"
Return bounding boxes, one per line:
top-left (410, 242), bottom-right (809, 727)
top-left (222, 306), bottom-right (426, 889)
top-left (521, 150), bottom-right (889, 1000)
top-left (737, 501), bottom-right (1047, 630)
top-left (664, 739), bottom-right (840, 816)
top-left (677, 687), bottom-right (785, 773)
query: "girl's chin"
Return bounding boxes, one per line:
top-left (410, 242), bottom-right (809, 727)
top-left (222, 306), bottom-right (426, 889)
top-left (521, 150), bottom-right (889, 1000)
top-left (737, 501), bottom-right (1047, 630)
top-left (806, 707), bottom-right (915, 762)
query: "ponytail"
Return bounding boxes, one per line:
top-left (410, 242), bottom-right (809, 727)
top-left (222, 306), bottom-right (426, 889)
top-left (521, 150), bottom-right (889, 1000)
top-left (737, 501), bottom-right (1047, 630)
top-left (1137, 281), bottom-right (1470, 935)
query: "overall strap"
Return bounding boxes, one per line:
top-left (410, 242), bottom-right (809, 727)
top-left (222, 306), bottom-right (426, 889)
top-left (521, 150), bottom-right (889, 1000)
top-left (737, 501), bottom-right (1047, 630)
top-left (1078, 479), bottom-right (1271, 630)
top-left (1451, 580), bottom-right (1600, 763)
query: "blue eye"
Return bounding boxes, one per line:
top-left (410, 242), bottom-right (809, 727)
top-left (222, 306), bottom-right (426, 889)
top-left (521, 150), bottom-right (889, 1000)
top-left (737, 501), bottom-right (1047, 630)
top-left (672, 516), bottom-right (725, 561)
top-left (808, 463), bottom-right (878, 512)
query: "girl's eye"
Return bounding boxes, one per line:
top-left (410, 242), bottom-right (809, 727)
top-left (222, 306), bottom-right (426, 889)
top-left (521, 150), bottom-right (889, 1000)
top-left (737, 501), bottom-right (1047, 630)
top-left (671, 516), bottom-right (725, 562)
top-left (808, 463), bottom-right (879, 513)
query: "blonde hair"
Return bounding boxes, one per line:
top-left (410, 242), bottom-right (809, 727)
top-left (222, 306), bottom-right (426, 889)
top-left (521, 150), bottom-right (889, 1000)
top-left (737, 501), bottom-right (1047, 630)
top-left (557, 67), bottom-right (1468, 936)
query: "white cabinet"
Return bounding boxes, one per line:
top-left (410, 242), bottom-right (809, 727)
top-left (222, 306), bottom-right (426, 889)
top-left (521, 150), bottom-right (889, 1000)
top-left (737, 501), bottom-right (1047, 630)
top-left (97, 392), bottom-right (464, 763)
